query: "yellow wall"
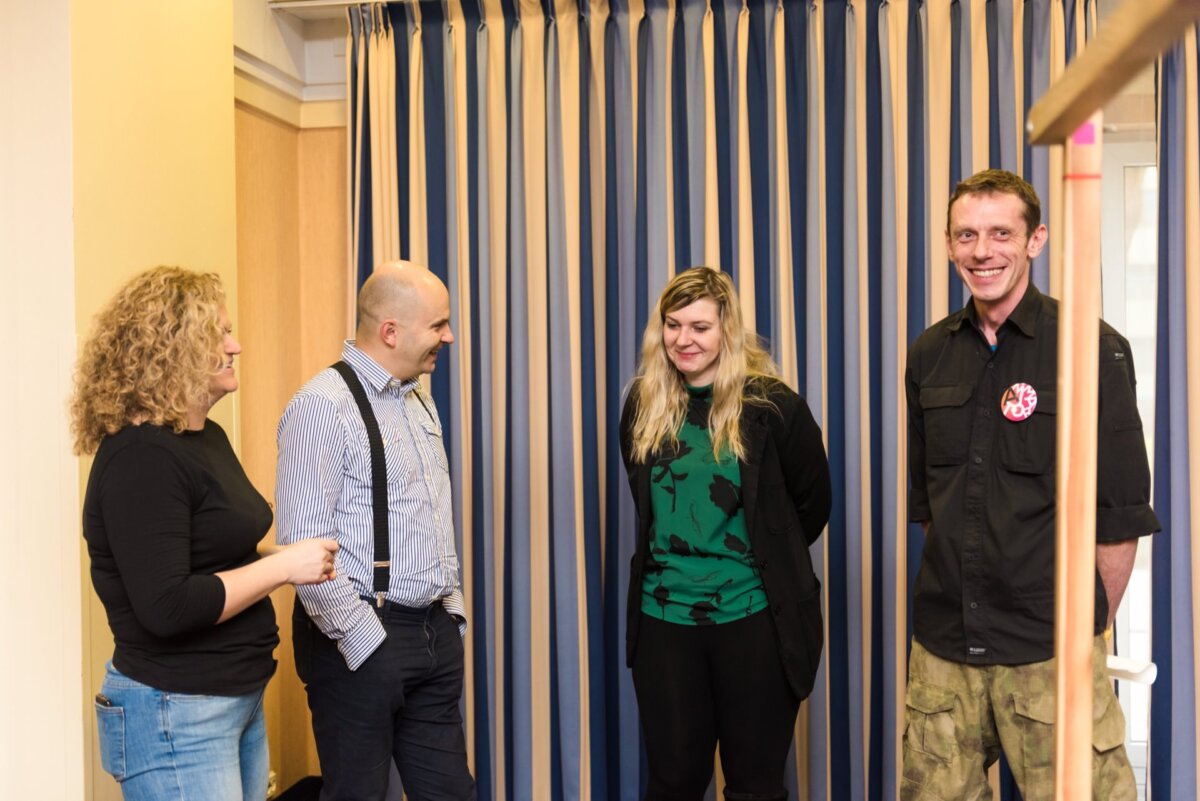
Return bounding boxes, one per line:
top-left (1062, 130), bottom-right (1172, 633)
top-left (51, 2), bottom-right (346, 795)
top-left (71, 4), bottom-right (238, 799)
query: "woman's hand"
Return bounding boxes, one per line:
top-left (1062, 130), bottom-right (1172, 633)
top-left (274, 539), bottom-right (339, 585)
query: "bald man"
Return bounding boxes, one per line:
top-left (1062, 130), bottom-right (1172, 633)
top-left (276, 262), bottom-right (475, 800)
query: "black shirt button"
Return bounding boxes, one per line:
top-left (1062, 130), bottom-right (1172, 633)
top-left (987, 362), bottom-right (995, 368)
top-left (759, 559), bottom-right (768, 570)
top-left (772, 604), bottom-right (782, 615)
top-left (974, 456), bottom-right (983, 464)
top-left (970, 602), bottom-right (978, 609)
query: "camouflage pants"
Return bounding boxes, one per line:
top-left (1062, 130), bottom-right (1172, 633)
top-left (900, 636), bottom-right (1135, 801)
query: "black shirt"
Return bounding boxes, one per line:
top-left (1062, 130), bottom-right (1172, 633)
top-left (906, 283), bottom-right (1160, 665)
top-left (84, 420), bottom-right (278, 695)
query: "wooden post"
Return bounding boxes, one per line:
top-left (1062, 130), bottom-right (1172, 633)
top-left (1022, 2), bottom-right (1200, 799)
top-left (1054, 112), bottom-right (1103, 801)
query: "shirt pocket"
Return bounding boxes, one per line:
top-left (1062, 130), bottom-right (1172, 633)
top-left (919, 384), bottom-right (975, 466)
top-left (418, 414), bottom-right (449, 471)
top-left (999, 388), bottom-right (1056, 475)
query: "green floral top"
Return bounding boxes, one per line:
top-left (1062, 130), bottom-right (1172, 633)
top-left (641, 385), bottom-right (767, 625)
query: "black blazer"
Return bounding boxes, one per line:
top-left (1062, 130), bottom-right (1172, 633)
top-left (619, 377), bottom-right (833, 699)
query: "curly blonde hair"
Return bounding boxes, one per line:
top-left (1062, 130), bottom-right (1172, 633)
top-left (70, 267), bottom-right (227, 454)
top-left (629, 266), bottom-right (778, 463)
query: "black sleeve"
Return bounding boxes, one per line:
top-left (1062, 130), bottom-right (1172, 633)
top-left (780, 393), bottom-right (832, 545)
top-left (98, 444), bottom-right (227, 637)
top-left (618, 383), bottom-right (637, 472)
top-left (906, 344), bottom-right (931, 523)
top-left (1095, 333), bottom-right (1161, 541)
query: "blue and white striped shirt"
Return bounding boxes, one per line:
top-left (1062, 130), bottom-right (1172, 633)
top-left (276, 342), bottom-right (465, 670)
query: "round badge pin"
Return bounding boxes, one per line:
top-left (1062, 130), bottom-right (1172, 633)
top-left (1001, 382), bottom-right (1038, 422)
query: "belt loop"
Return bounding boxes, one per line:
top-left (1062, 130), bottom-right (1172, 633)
top-left (375, 592), bottom-right (385, 608)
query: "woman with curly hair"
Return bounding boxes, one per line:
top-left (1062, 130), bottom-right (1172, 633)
top-left (619, 266), bottom-right (832, 801)
top-left (72, 266), bottom-right (339, 801)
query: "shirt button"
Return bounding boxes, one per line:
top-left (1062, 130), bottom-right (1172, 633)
top-left (772, 604), bottom-right (782, 615)
top-left (970, 602), bottom-right (978, 609)
top-left (758, 559), bottom-right (768, 570)
top-left (987, 362), bottom-right (995, 369)
top-left (974, 456), bottom-right (983, 464)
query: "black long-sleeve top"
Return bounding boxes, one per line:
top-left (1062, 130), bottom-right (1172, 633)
top-left (83, 420), bottom-right (278, 695)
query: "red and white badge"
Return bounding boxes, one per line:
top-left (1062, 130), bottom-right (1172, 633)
top-left (1001, 382), bottom-right (1038, 422)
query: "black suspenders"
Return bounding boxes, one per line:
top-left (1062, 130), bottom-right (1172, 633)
top-left (331, 361), bottom-right (390, 607)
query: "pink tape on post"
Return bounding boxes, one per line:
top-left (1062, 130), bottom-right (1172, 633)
top-left (1072, 121), bottom-right (1096, 145)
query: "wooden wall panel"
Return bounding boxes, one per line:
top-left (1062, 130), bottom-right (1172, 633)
top-left (299, 126), bottom-right (351, 372)
top-left (235, 103), bottom-right (347, 791)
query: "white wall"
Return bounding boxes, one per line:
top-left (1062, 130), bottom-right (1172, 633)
top-left (234, 0), bottom-right (346, 102)
top-left (0, 1), bottom-right (85, 799)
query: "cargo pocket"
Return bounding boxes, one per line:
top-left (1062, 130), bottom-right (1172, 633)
top-left (1090, 680), bottom-right (1137, 800)
top-left (1092, 687), bottom-right (1127, 754)
top-left (95, 701), bottom-right (126, 781)
top-left (1012, 690), bottom-right (1056, 789)
top-left (904, 681), bottom-right (958, 762)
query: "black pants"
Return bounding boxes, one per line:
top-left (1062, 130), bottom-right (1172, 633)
top-left (632, 610), bottom-right (800, 801)
top-left (293, 600), bottom-right (476, 801)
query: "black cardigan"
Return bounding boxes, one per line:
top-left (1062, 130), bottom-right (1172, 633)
top-left (619, 377), bottom-right (833, 699)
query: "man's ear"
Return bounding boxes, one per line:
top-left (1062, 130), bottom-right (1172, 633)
top-left (1027, 223), bottom-right (1048, 259)
top-left (379, 319), bottom-right (398, 347)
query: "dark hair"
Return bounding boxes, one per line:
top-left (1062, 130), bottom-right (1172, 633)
top-left (946, 169), bottom-right (1042, 237)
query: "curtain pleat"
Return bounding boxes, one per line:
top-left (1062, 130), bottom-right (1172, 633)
top-left (342, 2), bottom-right (1192, 798)
top-left (1152, 25), bottom-right (1200, 801)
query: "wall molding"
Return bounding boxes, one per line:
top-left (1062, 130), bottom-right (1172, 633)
top-left (235, 67), bottom-right (345, 130)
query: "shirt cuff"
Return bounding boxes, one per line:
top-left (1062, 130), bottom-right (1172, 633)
top-left (1096, 503), bottom-right (1161, 542)
top-left (335, 606), bottom-right (388, 671)
top-left (443, 588), bottom-right (468, 638)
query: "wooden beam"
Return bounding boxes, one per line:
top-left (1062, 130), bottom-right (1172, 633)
top-left (1054, 113), bottom-right (1103, 801)
top-left (1027, 0), bottom-right (1200, 144)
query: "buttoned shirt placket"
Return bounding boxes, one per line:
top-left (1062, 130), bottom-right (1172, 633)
top-left (389, 379), bottom-right (458, 596)
top-left (962, 330), bottom-right (999, 659)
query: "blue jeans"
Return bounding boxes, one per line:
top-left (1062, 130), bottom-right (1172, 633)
top-left (293, 599), bottom-right (475, 801)
top-left (95, 663), bottom-right (269, 801)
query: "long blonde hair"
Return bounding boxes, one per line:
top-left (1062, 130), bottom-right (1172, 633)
top-left (70, 267), bottom-right (226, 454)
top-left (628, 266), bottom-right (778, 463)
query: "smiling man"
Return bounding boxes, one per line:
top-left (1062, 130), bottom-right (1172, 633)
top-left (275, 261), bottom-right (475, 801)
top-left (902, 170), bottom-right (1160, 801)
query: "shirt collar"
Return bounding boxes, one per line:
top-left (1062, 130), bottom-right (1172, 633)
top-left (341, 341), bottom-right (421, 395)
top-left (952, 280), bottom-right (1043, 339)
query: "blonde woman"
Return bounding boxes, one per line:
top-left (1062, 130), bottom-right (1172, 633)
top-left (72, 267), bottom-right (338, 801)
top-left (619, 266), bottom-right (831, 801)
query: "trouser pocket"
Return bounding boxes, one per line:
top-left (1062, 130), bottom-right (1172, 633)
top-left (904, 680), bottom-right (959, 762)
top-left (95, 700), bottom-right (127, 781)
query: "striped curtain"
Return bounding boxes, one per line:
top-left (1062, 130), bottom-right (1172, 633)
top-left (345, 3), bottom-right (1114, 800)
top-left (1152, 26), bottom-right (1200, 801)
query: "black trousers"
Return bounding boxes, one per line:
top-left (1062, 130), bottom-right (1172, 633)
top-left (632, 609), bottom-right (800, 801)
top-left (293, 600), bottom-right (476, 801)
